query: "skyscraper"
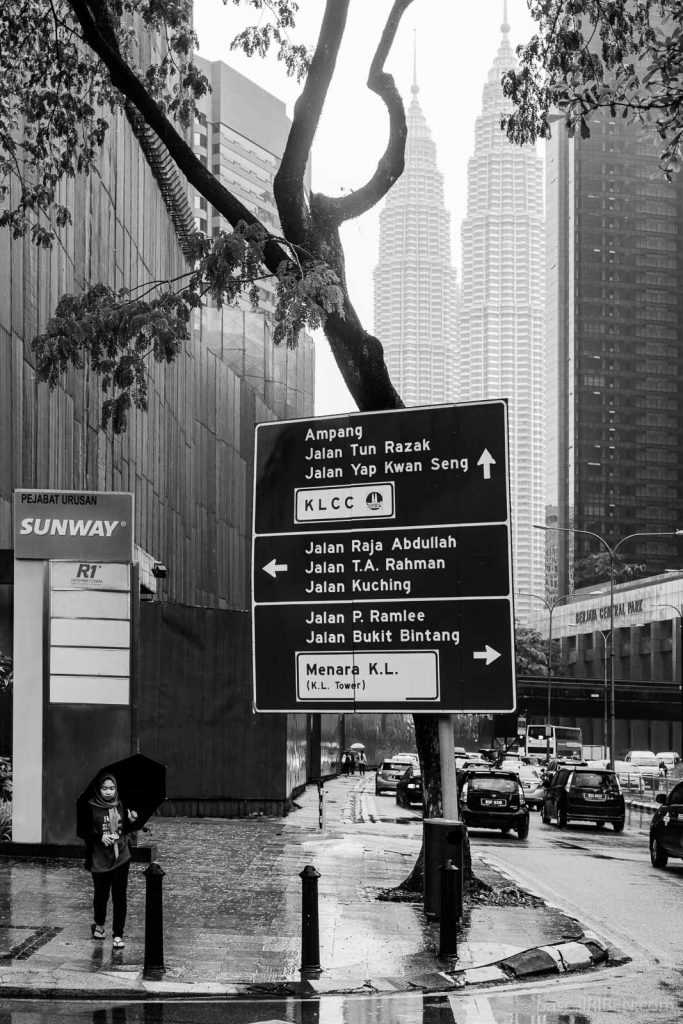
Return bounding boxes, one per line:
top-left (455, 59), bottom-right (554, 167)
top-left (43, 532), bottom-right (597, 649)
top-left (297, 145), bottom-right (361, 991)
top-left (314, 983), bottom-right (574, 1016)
top-left (373, 58), bottom-right (458, 406)
top-left (546, 103), bottom-right (683, 597)
top-left (457, 15), bottom-right (546, 623)
top-left (190, 56), bottom-right (315, 419)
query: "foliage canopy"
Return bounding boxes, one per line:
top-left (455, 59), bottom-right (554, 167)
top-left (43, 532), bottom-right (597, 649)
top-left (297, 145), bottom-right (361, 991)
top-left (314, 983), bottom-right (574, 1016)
top-left (3, 0), bottom-right (409, 431)
top-left (503, 1), bottom-right (683, 178)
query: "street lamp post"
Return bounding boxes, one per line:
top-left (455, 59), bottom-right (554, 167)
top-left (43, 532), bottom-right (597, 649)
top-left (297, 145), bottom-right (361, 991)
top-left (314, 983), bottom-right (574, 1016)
top-left (595, 628), bottom-right (611, 761)
top-left (656, 603), bottom-right (683, 753)
top-left (517, 590), bottom-right (571, 763)
top-left (534, 526), bottom-right (683, 766)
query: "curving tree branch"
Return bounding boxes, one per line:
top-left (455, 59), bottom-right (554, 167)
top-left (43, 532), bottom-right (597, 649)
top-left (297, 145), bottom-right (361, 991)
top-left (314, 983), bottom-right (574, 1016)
top-left (324, 0), bottom-right (414, 225)
top-left (273, 0), bottom-right (350, 240)
top-left (66, 0), bottom-right (289, 274)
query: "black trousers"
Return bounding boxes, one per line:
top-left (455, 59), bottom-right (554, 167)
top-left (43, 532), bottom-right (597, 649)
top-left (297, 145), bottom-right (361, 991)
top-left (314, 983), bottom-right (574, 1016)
top-left (92, 861), bottom-right (130, 936)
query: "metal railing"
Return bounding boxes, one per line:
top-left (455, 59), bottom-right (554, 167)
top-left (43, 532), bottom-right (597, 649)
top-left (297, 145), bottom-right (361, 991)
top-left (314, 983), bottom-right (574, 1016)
top-left (621, 773), bottom-right (680, 799)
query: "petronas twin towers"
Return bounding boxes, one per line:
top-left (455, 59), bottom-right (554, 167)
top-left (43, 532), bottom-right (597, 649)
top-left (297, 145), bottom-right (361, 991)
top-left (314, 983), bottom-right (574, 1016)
top-left (373, 16), bottom-right (546, 617)
top-left (372, 74), bottom-right (458, 406)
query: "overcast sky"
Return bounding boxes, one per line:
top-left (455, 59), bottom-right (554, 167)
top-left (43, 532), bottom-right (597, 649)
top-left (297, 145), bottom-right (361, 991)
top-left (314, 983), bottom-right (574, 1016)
top-left (193, 0), bottom-right (538, 414)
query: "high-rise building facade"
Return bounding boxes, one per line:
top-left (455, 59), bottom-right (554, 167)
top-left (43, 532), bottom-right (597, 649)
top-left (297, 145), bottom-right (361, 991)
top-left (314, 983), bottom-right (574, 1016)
top-left (373, 72), bottom-right (458, 406)
top-left (0, 34), bottom-right (323, 823)
top-left (191, 57), bottom-right (315, 421)
top-left (546, 110), bottom-right (683, 597)
top-left (457, 19), bottom-right (546, 624)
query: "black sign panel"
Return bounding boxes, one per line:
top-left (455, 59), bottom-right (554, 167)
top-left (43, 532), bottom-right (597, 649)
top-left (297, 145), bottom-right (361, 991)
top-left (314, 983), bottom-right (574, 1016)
top-left (252, 402), bottom-right (515, 713)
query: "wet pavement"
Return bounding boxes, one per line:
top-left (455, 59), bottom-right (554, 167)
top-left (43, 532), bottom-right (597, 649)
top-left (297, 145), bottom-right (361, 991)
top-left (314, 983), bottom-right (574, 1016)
top-left (0, 776), bottom-right (608, 997)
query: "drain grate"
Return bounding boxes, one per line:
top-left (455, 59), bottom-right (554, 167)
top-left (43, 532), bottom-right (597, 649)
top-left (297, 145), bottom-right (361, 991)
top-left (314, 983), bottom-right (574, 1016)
top-left (0, 925), bottom-right (62, 960)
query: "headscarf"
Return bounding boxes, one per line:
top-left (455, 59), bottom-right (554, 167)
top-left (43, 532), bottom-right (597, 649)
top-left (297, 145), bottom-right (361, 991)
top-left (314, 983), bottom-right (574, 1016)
top-left (89, 772), bottom-right (120, 809)
top-left (88, 772), bottom-right (123, 857)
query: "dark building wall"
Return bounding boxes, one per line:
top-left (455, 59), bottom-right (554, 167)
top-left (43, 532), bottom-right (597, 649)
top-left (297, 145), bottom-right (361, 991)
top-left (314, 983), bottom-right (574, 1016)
top-left (137, 602), bottom-right (309, 815)
top-left (546, 114), bottom-right (683, 585)
top-left (0, 37), bottom-right (319, 811)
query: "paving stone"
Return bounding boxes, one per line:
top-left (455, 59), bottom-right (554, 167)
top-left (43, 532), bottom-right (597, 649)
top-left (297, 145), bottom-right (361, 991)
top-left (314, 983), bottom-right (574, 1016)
top-left (0, 775), bottom-right (604, 996)
top-left (461, 965), bottom-right (508, 985)
top-left (558, 941), bottom-right (594, 971)
top-left (499, 946), bottom-right (561, 977)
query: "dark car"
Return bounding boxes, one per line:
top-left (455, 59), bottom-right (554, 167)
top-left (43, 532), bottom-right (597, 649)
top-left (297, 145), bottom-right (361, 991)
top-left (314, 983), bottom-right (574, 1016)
top-left (395, 764), bottom-right (423, 808)
top-left (650, 780), bottom-right (683, 868)
top-left (459, 769), bottom-right (529, 839)
top-left (542, 766), bottom-right (625, 831)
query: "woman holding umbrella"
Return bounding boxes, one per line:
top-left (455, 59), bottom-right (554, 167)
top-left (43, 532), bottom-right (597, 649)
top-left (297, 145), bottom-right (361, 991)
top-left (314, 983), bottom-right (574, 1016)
top-left (86, 771), bottom-right (140, 948)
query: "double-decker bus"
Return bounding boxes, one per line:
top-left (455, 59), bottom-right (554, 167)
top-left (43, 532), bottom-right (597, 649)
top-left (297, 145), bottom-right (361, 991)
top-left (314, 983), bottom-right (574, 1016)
top-left (525, 725), bottom-right (583, 761)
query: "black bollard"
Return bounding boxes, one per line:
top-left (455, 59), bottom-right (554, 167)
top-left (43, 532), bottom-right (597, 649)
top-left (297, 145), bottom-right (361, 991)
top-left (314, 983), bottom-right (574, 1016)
top-left (438, 859), bottom-right (459, 960)
top-left (447, 827), bottom-right (464, 920)
top-left (143, 861), bottom-right (166, 974)
top-left (299, 864), bottom-right (321, 973)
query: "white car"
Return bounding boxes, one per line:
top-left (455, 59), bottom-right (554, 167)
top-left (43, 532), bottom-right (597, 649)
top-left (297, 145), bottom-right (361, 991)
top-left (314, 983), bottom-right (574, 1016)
top-left (518, 766), bottom-right (544, 809)
top-left (393, 752), bottom-right (419, 764)
top-left (613, 759), bottom-right (644, 792)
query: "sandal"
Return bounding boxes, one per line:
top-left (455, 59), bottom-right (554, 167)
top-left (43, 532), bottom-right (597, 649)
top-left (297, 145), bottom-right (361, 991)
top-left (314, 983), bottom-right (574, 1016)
top-left (91, 925), bottom-right (105, 941)
top-left (112, 936), bottom-right (125, 949)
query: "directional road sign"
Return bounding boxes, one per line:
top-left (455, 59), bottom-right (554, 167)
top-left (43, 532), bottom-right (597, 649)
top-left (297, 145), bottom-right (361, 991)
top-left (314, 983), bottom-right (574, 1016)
top-left (252, 401), bottom-right (515, 713)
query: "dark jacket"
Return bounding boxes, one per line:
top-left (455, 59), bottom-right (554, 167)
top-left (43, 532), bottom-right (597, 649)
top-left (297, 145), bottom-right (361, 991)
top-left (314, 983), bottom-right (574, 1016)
top-left (87, 798), bottom-right (134, 874)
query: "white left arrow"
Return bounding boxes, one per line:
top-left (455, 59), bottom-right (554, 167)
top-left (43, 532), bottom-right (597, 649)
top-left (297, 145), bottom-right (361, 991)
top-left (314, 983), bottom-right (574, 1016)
top-left (477, 448), bottom-right (496, 480)
top-left (263, 558), bottom-right (288, 578)
top-left (473, 645), bottom-right (501, 666)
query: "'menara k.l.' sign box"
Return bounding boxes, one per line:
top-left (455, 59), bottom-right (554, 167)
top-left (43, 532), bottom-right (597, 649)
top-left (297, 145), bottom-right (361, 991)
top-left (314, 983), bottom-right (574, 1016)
top-left (13, 490), bottom-right (134, 562)
top-left (251, 401), bottom-right (516, 714)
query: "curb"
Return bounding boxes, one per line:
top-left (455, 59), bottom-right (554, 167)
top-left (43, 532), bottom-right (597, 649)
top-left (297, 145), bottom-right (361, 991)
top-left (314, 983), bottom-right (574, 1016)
top-left (0, 936), bottom-right (612, 999)
top-left (457, 934), bottom-right (609, 988)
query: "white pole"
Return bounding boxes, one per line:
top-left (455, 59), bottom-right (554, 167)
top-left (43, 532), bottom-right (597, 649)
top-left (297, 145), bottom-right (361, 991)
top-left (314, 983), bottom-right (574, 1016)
top-left (438, 715), bottom-right (459, 819)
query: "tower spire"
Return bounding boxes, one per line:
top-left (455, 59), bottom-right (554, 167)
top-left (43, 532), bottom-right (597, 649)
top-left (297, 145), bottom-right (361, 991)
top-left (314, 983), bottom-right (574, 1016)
top-left (411, 29), bottom-right (419, 94)
top-left (501, 0), bottom-right (510, 35)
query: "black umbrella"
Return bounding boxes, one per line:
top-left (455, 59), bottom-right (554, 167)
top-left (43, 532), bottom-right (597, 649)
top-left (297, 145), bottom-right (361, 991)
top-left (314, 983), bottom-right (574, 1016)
top-left (76, 752), bottom-right (166, 840)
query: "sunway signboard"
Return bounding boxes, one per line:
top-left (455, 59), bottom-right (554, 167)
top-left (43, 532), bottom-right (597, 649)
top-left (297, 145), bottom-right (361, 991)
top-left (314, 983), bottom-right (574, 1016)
top-left (13, 490), bottom-right (134, 561)
top-left (252, 402), bottom-right (516, 714)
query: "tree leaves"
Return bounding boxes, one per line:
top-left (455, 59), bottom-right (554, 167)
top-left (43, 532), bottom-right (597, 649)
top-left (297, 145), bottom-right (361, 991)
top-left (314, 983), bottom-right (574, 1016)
top-left (503, 0), bottom-right (683, 177)
top-left (31, 222), bottom-right (345, 431)
top-left (32, 283), bottom-right (189, 432)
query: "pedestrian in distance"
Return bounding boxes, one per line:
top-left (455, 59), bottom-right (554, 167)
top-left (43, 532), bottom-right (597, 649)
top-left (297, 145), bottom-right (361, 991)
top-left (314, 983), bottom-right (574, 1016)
top-left (85, 772), bottom-right (139, 949)
top-left (341, 753), bottom-right (349, 776)
top-left (348, 752), bottom-right (356, 775)
top-left (357, 751), bottom-right (367, 775)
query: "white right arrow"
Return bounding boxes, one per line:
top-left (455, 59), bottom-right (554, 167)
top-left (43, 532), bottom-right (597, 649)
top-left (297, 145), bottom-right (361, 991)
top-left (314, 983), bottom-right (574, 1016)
top-left (473, 645), bottom-right (501, 666)
top-left (263, 558), bottom-right (288, 578)
top-left (477, 448), bottom-right (496, 480)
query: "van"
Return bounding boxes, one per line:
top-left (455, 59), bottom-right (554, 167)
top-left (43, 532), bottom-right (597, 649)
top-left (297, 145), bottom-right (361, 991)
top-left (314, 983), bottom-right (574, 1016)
top-left (624, 750), bottom-right (660, 780)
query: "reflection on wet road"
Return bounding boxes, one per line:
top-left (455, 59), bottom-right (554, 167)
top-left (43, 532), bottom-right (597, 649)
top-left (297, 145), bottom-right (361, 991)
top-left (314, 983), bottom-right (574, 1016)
top-left (4, 975), bottom-right (683, 1024)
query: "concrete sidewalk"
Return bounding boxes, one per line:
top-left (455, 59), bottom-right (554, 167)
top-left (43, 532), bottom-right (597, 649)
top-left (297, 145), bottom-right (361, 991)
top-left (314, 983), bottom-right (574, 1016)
top-left (0, 776), bottom-right (610, 998)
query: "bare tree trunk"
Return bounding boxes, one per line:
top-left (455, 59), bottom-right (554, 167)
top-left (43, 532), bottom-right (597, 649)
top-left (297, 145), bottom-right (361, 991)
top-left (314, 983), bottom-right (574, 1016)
top-left (392, 715), bottom-right (473, 894)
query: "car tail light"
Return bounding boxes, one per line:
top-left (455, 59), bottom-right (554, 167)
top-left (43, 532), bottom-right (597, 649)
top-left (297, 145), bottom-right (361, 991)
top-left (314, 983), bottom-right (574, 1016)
top-left (461, 783), bottom-right (468, 801)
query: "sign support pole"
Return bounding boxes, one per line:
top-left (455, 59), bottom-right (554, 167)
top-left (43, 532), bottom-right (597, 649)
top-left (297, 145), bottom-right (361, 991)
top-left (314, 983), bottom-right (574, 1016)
top-left (438, 715), bottom-right (459, 820)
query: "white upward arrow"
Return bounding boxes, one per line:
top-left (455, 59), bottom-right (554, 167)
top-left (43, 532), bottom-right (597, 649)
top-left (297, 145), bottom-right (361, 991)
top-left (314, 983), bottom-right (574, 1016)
top-left (263, 558), bottom-right (288, 578)
top-left (473, 646), bottom-right (501, 666)
top-left (477, 448), bottom-right (496, 480)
